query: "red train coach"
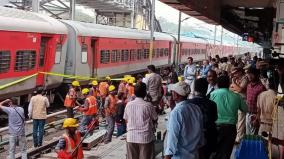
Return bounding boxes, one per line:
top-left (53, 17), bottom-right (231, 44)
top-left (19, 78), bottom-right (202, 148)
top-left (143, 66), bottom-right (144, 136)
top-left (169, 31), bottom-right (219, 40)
top-left (61, 20), bottom-right (175, 83)
top-left (0, 7), bottom-right (68, 100)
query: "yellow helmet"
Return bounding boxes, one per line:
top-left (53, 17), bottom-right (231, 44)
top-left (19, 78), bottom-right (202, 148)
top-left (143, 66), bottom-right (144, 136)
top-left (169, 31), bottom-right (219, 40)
top-left (92, 80), bottom-right (98, 86)
top-left (109, 85), bottom-right (116, 92)
top-left (128, 78), bottom-right (134, 84)
top-left (106, 76), bottom-right (111, 81)
top-left (63, 118), bottom-right (78, 128)
top-left (72, 81), bottom-right (80, 87)
top-left (178, 76), bottom-right (183, 82)
top-left (82, 88), bottom-right (89, 95)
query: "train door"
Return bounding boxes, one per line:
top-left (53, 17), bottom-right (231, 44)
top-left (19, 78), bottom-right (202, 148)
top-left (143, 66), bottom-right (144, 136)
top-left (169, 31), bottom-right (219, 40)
top-left (91, 39), bottom-right (97, 77)
top-left (36, 36), bottom-right (52, 86)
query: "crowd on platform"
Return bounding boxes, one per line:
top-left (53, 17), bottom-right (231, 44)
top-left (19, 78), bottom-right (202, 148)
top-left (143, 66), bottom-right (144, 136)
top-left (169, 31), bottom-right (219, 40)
top-left (2, 52), bottom-right (284, 159)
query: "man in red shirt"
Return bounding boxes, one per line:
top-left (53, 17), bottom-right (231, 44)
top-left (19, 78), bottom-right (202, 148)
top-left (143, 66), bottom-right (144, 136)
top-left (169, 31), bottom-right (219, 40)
top-left (246, 67), bottom-right (266, 135)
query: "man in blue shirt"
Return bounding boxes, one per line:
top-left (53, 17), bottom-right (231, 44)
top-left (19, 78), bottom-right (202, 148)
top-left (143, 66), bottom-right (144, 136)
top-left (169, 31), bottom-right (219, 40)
top-left (164, 82), bottom-right (204, 159)
top-left (183, 57), bottom-right (197, 96)
top-left (200, 60), bottom-right (211, 78)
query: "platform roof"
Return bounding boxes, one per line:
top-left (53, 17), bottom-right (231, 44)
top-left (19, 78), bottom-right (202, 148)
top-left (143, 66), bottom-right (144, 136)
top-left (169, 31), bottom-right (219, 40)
top-left (160, 0), bottom-right (276, 46)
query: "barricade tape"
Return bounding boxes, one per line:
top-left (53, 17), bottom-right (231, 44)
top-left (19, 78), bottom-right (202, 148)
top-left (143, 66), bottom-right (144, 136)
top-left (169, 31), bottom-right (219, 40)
top-left (0, 72), bottom-right (127, 90)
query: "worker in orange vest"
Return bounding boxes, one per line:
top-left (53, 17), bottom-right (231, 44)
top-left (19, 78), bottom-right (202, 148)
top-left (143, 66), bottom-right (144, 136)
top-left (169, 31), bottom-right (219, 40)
top-left (104, 85), bottom-right (118, 144)
top-left (64, 81), bottom-right (81, 118)
top-left (78, 88), bottom-right (98, 133)
top-left (126, 78), bottom-right (135, 102)
top-left (89, 80), bottom-right (100, 98)
top-left (56, 118), bottom-right (84, 159)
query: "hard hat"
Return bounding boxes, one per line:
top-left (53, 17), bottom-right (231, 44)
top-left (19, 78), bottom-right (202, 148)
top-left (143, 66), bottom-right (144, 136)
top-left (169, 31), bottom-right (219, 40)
top-left (178, 76), bottom-right (183, 82)
top-left (128, 79), bottom-right (134, 84)
top-left (109, 85), bottom-right (116, 92)
top-left (72, 81), bottom-right (80, 87)
top-left (63, 118), bottom-right (78, 128)
top-left (92, 80), bottom-right (98, 86)
top-left (82, 88), bottom-right (89, 95)
top-left (145, 74), bottom-right (150, 78)
top-left (106, 76), bottom-right (111, 81)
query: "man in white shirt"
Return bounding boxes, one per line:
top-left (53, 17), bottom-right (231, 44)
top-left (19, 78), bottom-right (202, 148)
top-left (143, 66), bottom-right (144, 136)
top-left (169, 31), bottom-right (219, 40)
top-left (183, 57), bottom-right (197, 96)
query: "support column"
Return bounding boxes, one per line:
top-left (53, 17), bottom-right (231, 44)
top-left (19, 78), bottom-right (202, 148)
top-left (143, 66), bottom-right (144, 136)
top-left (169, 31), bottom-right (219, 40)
top-left (149, 0), bottom-right (155, 64)
top-left (220, 27), bottom-right (223, 56)
top-left (130, 0), bottom-right (135, 28)
top-left (32, 0), bottom-right (40, 13)
top-left (70, 0), bottom-right (76, 20)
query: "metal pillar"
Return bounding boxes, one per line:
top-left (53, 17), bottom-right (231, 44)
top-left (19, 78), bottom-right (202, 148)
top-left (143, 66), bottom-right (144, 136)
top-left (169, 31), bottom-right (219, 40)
top-left (131, 0), bottom-right (135, 28)
top-left (70, 0), bottom-right (76, 20)
top-left (213, 25), bottom-right (217, 45)
top-left (177, 11), bottom-right (182, 65)
top-left (149, 0), bottom-right (155, 64)
top-left (220, 27), bottom-right (223, 56)
top-left (32, 0), bottom-right (40, 13)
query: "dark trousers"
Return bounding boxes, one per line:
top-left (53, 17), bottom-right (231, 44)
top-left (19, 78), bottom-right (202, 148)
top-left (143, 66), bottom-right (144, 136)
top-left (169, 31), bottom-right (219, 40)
top-left (126, 141), bottom-right (154, 159)
top-left (116, 123), bottom-right (126, 137)
top-left (33, 119), bottom-right (46, 147)
top-left (66, 107), bottom-right (74, 118)
top-left (212, 124), bottom-right (236, 159)
top-left (105, 116), bottom-right (115, 142)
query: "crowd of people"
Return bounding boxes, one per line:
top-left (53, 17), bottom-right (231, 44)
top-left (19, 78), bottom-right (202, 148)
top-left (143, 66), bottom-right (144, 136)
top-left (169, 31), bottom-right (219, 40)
top-left (2, 52), bottom-right (284, 159)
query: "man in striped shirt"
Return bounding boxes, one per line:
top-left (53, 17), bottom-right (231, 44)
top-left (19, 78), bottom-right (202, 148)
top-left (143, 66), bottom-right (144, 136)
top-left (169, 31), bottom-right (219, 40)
top-left (124, 82), bottom-right (158, 159)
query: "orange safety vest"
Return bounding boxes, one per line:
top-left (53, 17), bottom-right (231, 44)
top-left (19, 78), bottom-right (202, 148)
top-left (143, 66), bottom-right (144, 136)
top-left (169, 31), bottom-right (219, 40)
top-left (64, 88), bottom-right (76, 108)
top-left (127, 85), bottom-right (134, 97)
top-left (99, 82), bottom-right (109, 98)
top-left (62, 131), bottom-right (83, 159)
top-left (84, 96), bottom-right (97, 116)
top-left (105, 95), bottom-right (118, 116)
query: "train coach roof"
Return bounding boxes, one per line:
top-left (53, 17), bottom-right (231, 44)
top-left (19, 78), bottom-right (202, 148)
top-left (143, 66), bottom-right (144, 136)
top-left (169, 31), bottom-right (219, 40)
top-left (62, 20), bottom-right (174, 41)
top-left (0, 7), bottom-right (67, 34)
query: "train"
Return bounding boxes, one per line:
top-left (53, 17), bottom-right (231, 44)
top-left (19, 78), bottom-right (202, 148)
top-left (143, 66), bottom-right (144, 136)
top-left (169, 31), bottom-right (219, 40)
top-left (0, 6), bottom-right (257, 103)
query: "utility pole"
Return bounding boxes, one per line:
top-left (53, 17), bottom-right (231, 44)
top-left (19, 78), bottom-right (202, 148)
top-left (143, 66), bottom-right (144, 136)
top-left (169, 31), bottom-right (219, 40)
top-left (220, 27), bottom-right (223, 56)
top-left (70, 0), bottom-right (76, 20)
top-left (32, 0), bottom-right (40, 13)
top-left (177, 11), bottom-right (182, 65)
top-left (149, 0), bottom-right (155, 64)
top-left (213, 25), bottom-right (217, 45)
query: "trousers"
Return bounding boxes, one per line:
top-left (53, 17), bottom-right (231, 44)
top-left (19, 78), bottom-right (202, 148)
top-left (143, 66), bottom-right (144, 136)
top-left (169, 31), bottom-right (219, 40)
top-left (8, 135), bottom-right (27, 159)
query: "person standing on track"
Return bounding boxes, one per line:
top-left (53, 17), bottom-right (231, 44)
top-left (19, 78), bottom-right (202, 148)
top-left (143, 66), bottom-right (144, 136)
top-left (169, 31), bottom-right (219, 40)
top-left (0, 98), bottom-right (27, 159)
top-left (124, 82), bottom-right (158, 159)
top-left (28, 88), bottom-right (49, 147)
top-left (104, 85), bottom-right (118, 144)
top-left (55, 118), bottom-right (83, 159)
top-left (64, 81), bottom-right (81, 118)
top-left (78, 88), bottom-right (98, 133)
top-left (184, 57), bottom-right (197, 97)
top-left (126, 78), bottom-right (135, 102)
top-left (99, 77), bottom-right (111, 114)
top-left (146, 65), bottom-right (163, 108)
top-left (89, 80), bottom-right (100, 98)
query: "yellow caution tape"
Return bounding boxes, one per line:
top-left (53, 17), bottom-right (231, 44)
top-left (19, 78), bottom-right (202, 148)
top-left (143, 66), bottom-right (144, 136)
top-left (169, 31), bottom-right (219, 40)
top-left (0, 72), bottom-right (132, 90)
top-left (0, 73), bottom-right (38, 90)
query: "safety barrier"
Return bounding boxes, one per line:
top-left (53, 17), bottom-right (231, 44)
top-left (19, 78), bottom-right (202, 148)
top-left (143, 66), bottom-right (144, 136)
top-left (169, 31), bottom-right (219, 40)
top-left (235, 135), bottom-right (268, 159)
top-left (0, 72), bottom-right (126, 91)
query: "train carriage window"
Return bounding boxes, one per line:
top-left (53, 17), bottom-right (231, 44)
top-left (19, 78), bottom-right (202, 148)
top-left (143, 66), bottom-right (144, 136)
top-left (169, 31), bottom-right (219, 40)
top-left (130, 49), bottom-right (137, 61)
top-left (111, 50), bottom-right (117, 63)
top-left (81, 45), bottom-right (88, 63)
top-left (188, 49), bottom-right (191, 56)
top-left (144, 49), bottom-right (149, 59)
top-left (100, 50), bottom-right (110, 64)
top-left (121, 50), bottom-right (129, 62)
top-left (55, 44), bottom-right (62, 64)
top-left (116, 50), bottom-right (121, 62)
top-left (202, 49), bottom-right (206, 55)
top-left (137, 49), bottom-right (142, 60)
top-left (14, 50), bottom-right (36, 72)
top-left (196, 49), bottom-right (200, 55)
top-left (164, 48), bottom-right (169, 56)
top-left (152, 49), bottom-right (155, 58)
top-left (0, 51), bottom-right (10, 73)
top-left (160, 48), bottom-right (164, 57)
top-left (156, 49), bottom-right (159, 58)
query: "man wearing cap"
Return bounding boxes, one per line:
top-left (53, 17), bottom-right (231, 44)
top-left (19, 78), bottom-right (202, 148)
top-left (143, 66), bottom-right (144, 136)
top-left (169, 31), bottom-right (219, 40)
top-left (104, 85), bottom-right (118, 144)
top-left (230, 67), bottom-right (249, 143)
top-left (89, 80), bottom-right (100, 98)
top-left (184, 57), bottom-right (197, 96)
top-left (64, 81), bottom-right (81, 118)
top-left (164, 81), bottom-right (204, 159)
top-left (56, 118), bottom-right (83, 159)
top-left (78, 88), bottom-right (98, 133)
